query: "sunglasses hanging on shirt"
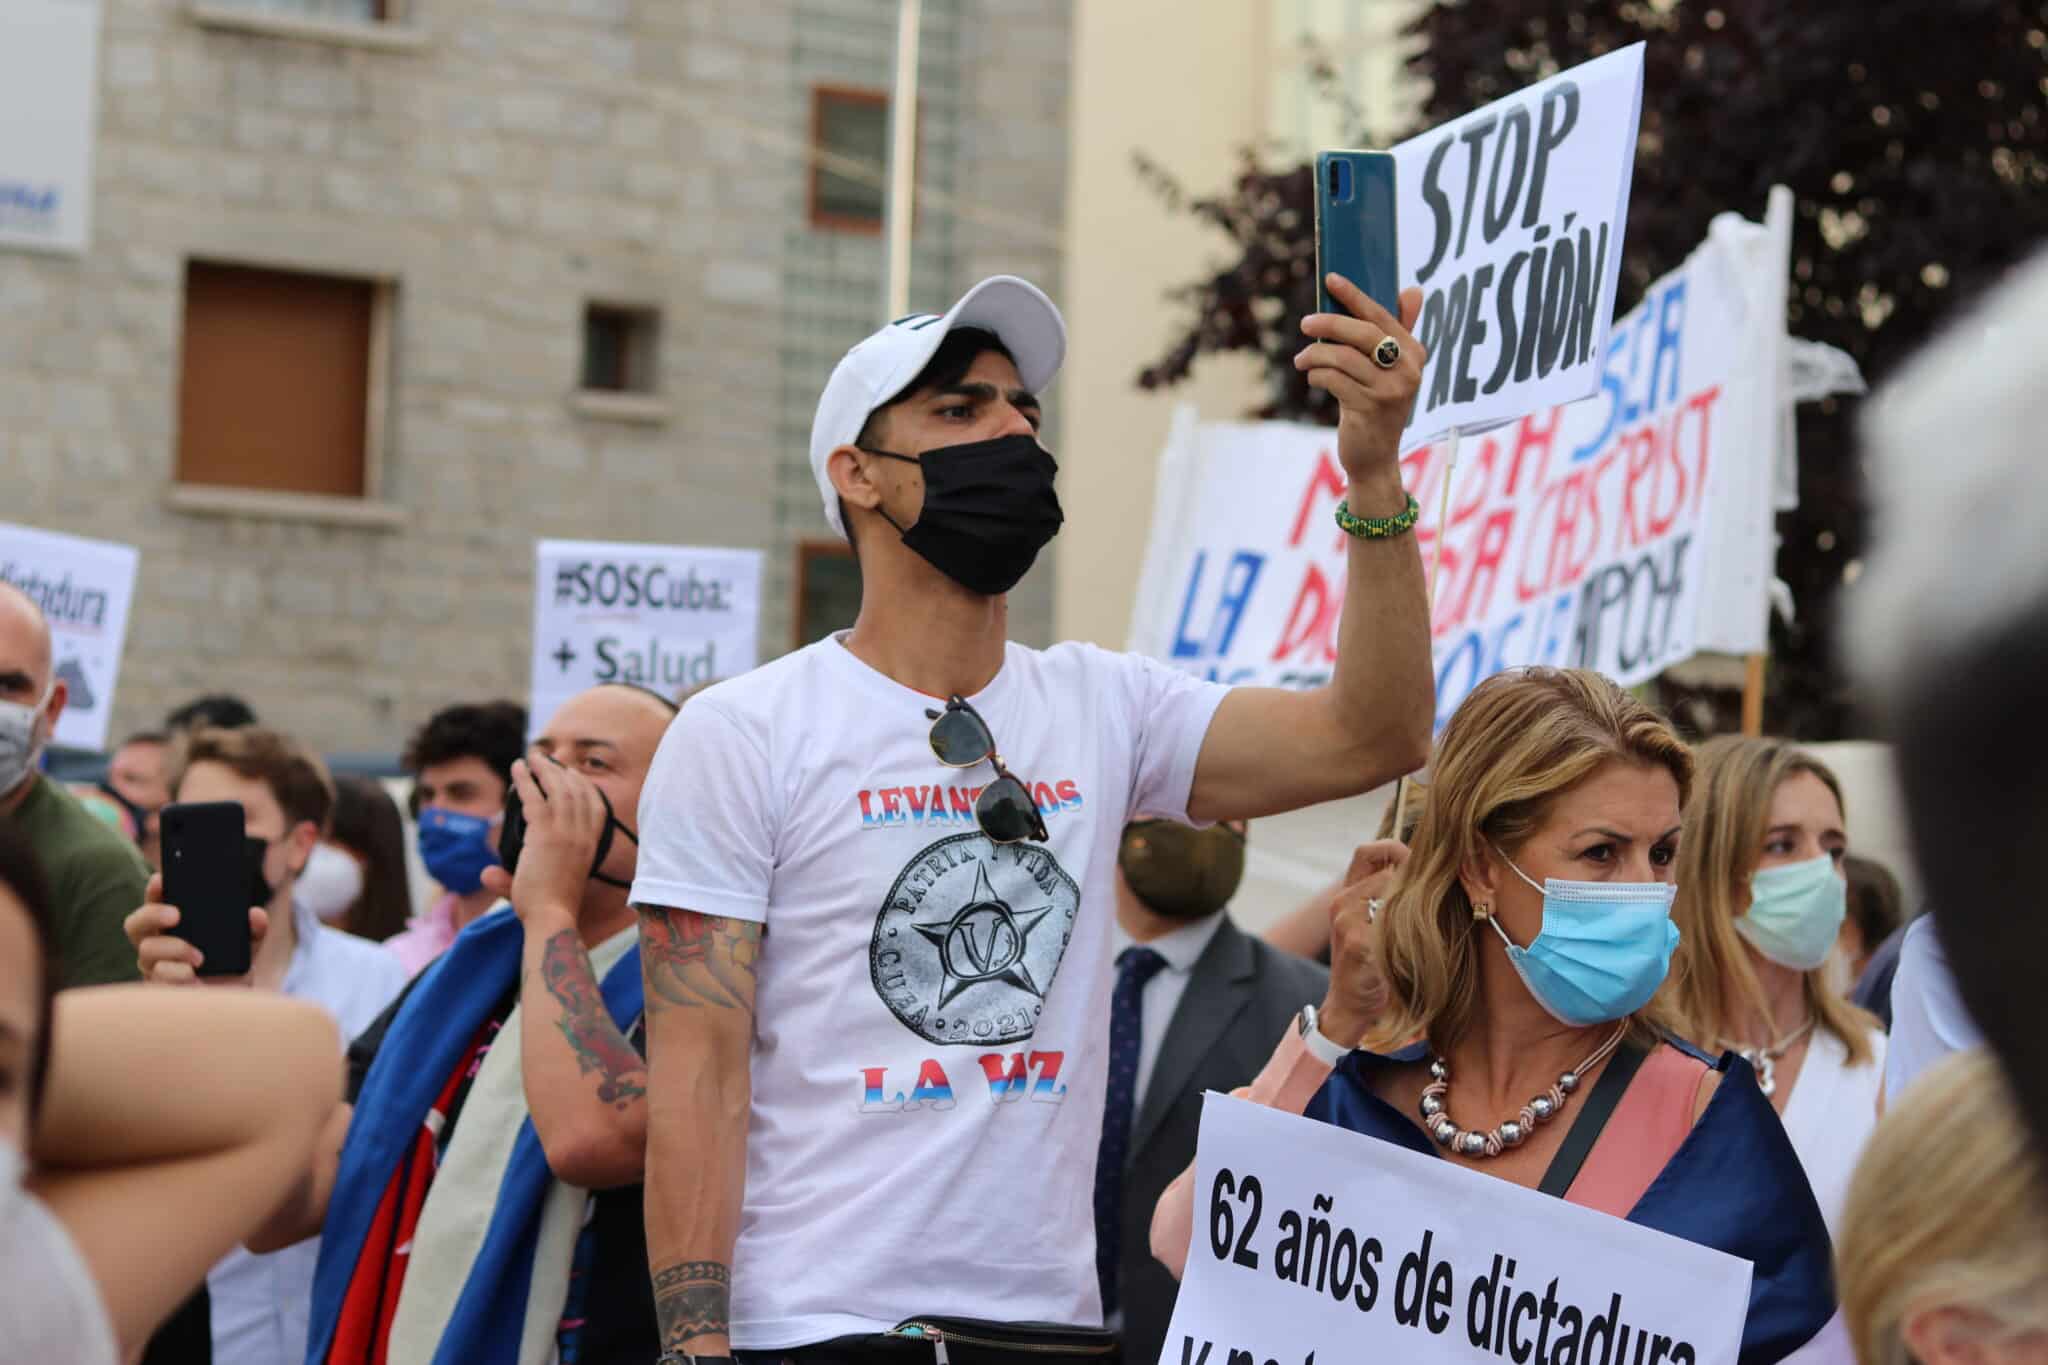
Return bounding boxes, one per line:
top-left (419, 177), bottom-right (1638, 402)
top-left (925, 695), bottom-right (1049, 845)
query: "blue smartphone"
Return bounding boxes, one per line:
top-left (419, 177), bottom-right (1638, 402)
top-left (1314, 150), bottom-right (1399, 320)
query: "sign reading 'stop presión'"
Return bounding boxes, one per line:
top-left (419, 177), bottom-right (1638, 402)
top-left (1390, 44), bottom-right (1646, 445)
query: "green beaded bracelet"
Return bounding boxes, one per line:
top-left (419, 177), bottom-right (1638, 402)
top-left (1334, 492), bottom-right (1421, 540)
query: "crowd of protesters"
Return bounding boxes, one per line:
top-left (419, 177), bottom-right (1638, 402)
top-left (5, 251), bottom-right (2047, 1365)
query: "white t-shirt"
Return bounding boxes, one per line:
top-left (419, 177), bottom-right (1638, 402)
top-left (631, 634), bottom-right (1230, 1348)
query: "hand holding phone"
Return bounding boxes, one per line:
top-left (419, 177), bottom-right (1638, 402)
top-left (154, 800), bottom-right (258, 978)
top-left (125, 878), bottom-right (271, 986)
top-left (1314, 150), bottom-right (1400, 320)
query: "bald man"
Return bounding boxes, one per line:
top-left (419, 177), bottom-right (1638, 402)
top-left (0, 581), bottom-right (148, 986)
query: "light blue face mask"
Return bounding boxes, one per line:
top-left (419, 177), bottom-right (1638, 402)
top-left (1736, 853), bottom-right (1846, 971)
top-left (1486, 847), bottom-right (1681, 1028)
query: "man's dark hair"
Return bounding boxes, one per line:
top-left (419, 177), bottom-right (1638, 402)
top-left (0, 819), bottom-right (58, 1124)
top-left (401, 700), bottom-right (528, 794)
top-left (841, 327), bottom-right (1017, 552)
top-left (1843, 854), bottom-right (1906, 957)
top-left (164, 694), bottom-right (257, 733)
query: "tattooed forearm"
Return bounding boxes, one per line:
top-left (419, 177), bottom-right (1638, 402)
top-left (637, 908), bottom-right (762, 1016)
top-left (652, 1259), bottom-right (731, 1346)
top-left (540, 927), bottom-right (648, 1107)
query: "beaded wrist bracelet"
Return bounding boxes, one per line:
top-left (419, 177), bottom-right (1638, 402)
top-left (1333, 492), bottom-right (1421, 540)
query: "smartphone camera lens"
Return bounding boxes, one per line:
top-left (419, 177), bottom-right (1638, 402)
top-left (1328, 159), bottom-right (1353, 203)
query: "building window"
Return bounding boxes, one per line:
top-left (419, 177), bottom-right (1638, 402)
top-left (795, 540), bottom-right (862, 647)
top-left (581, 304), bottom-right (661, 394)
top-left (176, 261), bottom-right (388, 500)
top-left (206, 0), bottom-right (400, 21)
top-left (809, 85), bottom-right (891, 234)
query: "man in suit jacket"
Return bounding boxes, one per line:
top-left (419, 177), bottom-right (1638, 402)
top-left (1096, 818), bottom-right (1329, 1365)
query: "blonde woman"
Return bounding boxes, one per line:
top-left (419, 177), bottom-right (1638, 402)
top-left (1152, 669), bottom-right (1834, 1361)
top-left (1660, 737), bottom-right (1887, 1237)
top-left (1838, 1051), bottom-right (2048, 1365)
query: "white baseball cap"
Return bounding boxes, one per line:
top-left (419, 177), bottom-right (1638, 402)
top-left (808, 274), bottom-right (1067, 536)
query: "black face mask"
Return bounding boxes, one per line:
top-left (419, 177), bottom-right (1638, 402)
top-left (1118, 820), bottom-right (1248, 920)
top-left (245, 834), bottom-right (303, 909)
top-left (860, 433), bottom-right (1064, 596)
top-left (496, 778), bottom-right (640, 890)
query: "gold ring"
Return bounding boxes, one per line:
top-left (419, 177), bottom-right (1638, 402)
top-left (1372, 337), bottom-right (1402, 370)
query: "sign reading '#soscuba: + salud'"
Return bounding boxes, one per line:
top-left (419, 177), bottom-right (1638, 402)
top-left (528, 540), bottom-right (763, 729)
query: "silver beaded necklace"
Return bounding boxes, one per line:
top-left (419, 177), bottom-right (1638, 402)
top-left (1719, 1017), bottom-right (1815, 1097)
top-left (1418, 1022), bottom-right (1629, 1158)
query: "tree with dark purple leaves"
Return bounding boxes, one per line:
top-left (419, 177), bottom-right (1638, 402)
top-left (1139, 1), bottom-right (2048, 738)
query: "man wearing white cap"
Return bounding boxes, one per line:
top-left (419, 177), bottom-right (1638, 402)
top-left (631, 272), bottom-right (1432, 1364)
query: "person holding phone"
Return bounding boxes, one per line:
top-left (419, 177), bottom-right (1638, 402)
top-left (226, 682), bottom-right (678, 1365)
top-left (630, 270), bottom-right (1433, 1364)
top-left (122, 726), bottom-right (407, 1365)
top-left (0, 820), bottom-right (341, 1365)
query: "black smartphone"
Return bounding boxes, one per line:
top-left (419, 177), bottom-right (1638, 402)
top-left (1314, 149), bottom-right (1401, 320)
top-left (497, 784), bottom-right (528, 875)
top-left (159, 800), bottom-right (254, 977)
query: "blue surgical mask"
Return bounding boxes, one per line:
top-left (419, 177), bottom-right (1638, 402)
top-left (1736, 853), bottom-right (1846, 971)
top-left (416, 807), bottom-right (498, 896)
top-left (1486, 847), bottom-right (1681, 1028)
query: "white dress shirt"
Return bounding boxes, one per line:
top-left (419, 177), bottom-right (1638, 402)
top-left (207, 898), bottom-right (408, 1365)
top-left (1111, 910), bottom-right (1228, 1111)
top-left (1883, 916), bottom-right (1983, 1108)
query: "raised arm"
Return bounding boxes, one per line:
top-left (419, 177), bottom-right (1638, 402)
top-left (1153, 879), bottom-right (1390, 1278)
top-left (29, 986), bottom-right (341, 1355)
top-left (485, 754), bottom-right (651, 1190)
top-left (638, 905), bottom-right (762, 1357)
top-left (1187, 278), bottom-right (1434, 825)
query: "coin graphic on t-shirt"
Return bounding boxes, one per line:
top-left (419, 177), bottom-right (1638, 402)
top-left (870, 832), bottom-right (1081, 1045)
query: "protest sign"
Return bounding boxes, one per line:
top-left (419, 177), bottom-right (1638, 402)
top-left (0, 0), bottom-right (102, 255)
top-left (1160, 1093), bottom-right (1751, 1365)
top-left (1390, 43), bottom-right (1645, 446)
top-left (1130, 212), bottom-right (1797, 729)
top-left (529, 540), bottom-right (762, 730)
top-left (0, 523), bottom-right (139, 751)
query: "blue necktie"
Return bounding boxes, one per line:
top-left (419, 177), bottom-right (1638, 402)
top-left (1095, 944), bottom-right (1168, 1317)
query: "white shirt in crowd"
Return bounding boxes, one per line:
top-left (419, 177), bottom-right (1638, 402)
top-left (631, 634), bottom-right (1228, 1349)
top-left (1108, 910), bottom-right (1226, 1110)
top-left (0, 1140), bottom-right (119, 1365)
top-left (1779, 1025), bottom-right (1888, 1243)
top-left (208, 897), bottom-right (407, 1365)
top-left (1883, 916), bottom-right (1982, 1108)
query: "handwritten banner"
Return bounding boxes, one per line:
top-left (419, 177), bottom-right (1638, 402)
top-left (529, 539), bottom-right (761, 732)
top-left (1392, 43), bottom-right (1645, 445)
top-left (1130, 215), bottom-right (1790, 728)
top-left (1160, 1093), bottom-right (1751, 1365)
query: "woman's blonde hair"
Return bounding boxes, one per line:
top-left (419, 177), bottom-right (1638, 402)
top-left (1366, 668), bottom-right (1693, 1055)
top-left (1661, 736), bottom-right (1877, 1065)
top-left (1839, 1051), bottom-right (2048, 1365)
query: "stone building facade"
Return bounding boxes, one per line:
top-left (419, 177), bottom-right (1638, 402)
top-left (0, 0), bottom-right (1070, 753)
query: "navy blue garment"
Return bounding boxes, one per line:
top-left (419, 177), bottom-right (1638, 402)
top-left (1305, 1040), bottom-right (1834, 1365)
top-left (1095, 945), bottom-right (1167, 1315)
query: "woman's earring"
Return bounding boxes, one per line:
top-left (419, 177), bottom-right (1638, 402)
top-left (1471, 901), bottom-right (1492, 921)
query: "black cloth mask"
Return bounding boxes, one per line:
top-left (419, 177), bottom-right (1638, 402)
top-left (1118, 819), bottom-right (1248, 920)
top-left (860, 433), bottom-right (1064, 596)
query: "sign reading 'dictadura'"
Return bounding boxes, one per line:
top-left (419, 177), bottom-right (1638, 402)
top-left (1160, 1095), bottom-right (1750, 1365)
